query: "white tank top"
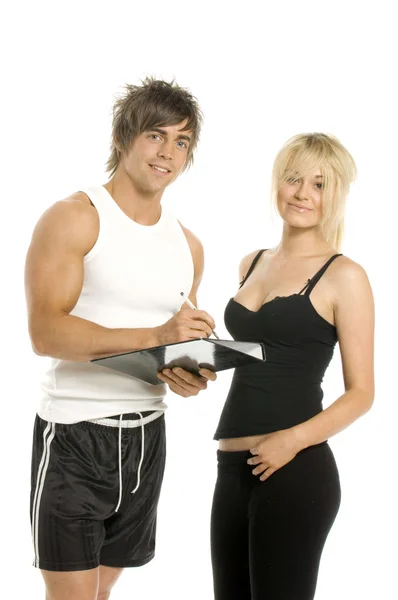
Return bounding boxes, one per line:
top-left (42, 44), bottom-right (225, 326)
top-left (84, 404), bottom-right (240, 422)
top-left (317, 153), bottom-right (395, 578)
top-left (38, 185), bottom-right (194, 424)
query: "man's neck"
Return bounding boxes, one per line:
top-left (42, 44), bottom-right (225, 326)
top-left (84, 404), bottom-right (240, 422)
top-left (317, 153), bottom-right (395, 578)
top-left (103, 173), bottom-right (163, 226)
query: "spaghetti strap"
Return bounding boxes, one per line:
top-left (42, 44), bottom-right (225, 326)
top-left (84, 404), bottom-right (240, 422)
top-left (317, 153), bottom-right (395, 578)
top-left (302, 254), bottom-right (342, 296)
top-left (239, 249), bottom-right (267, 289)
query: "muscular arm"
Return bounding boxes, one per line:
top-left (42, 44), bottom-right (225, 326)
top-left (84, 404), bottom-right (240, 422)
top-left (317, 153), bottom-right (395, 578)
top-left (178, 222), bottom-right (205, 308)
top-left (25, 195), bottom-right (161, 362)
top-left (157, 223), bottom-right (217, 396)
top-left (293, 259), bottom-right (375, 448)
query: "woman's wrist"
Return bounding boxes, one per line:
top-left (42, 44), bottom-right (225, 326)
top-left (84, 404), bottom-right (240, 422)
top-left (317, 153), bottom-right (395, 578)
top-left (290, 424), bottom-right (311, 452)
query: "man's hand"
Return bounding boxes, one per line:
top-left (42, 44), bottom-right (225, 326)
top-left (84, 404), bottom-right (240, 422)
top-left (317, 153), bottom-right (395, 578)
top-left (247, 429), bottom-right (302, 481)
top-left (157, 367), bottom-right (217, 397)
top-left (155, 309), bottom-right (216, 345)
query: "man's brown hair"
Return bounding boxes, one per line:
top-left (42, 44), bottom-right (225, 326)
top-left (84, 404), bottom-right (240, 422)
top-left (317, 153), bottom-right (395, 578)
top-left (106, 77), bottom-right (203, 176)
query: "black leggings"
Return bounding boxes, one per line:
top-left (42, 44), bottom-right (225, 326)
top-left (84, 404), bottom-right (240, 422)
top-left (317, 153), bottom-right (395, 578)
top-left (211, 443), bottom-right (341, 600)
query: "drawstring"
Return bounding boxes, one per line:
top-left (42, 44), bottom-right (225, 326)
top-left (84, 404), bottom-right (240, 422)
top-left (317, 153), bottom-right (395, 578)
top-left (114, 412), bottom-right (146, 512)
top-left (114, 414), bottom-right (123, 513)
top-left (131, 412), bottom-right (144, 494)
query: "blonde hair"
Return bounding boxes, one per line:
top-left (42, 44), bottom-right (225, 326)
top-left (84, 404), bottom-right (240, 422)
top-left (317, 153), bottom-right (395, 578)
top-left (271, 133), bottom-right (357, 250)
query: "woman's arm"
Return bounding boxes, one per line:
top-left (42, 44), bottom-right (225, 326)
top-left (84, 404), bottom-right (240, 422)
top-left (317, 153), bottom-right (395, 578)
top-left (292, 259), bottom-right (374, 448)
top-left (248, 259), bottom-right (375, 480)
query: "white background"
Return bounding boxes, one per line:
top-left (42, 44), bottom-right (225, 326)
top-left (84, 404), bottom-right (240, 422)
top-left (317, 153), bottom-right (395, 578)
top-left (1, 1), bottom-right (397, 598)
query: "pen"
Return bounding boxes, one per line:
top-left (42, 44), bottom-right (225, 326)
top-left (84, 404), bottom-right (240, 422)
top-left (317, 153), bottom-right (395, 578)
top-left (180, 292), bottom-right (220, 339)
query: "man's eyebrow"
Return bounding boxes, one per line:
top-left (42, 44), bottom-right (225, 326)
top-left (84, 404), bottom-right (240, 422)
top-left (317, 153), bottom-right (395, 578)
top-left (149, 127), bottom-right (167, 136)
top-left (149, 127), bottom-right (191, 142)
top-left (176, 133), bottom-right (191, 142)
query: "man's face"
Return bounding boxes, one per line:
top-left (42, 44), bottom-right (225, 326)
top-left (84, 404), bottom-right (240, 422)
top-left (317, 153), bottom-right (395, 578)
top-left (120, 120), bottom-right (192, 194)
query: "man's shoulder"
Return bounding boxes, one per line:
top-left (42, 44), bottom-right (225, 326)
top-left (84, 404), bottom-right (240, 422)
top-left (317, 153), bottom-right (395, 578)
top-left (176, 220), bottom-right (204, 278)
top-left (53, 191), bottom-right (95, 212)
top-left (177, 220), bottom-right (203, 255)
top-left (43, 192), bottom-right (98, 226)
top-left (31, 192), bottom-right (99, 253)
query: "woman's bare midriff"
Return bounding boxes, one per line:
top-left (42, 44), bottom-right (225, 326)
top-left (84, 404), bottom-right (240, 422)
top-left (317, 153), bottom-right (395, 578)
top-left (219, 434), bottom-right (270, 452)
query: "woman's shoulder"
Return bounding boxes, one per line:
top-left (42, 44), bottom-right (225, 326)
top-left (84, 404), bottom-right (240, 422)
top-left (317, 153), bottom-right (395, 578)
top-left (238, 249), bottom-right (267, 279)
top-left (328, 254), bottom-right (371, 293)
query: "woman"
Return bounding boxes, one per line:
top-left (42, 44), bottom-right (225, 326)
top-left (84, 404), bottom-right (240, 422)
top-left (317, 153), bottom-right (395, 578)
top-left (210, 133), bottom-right (375, 599)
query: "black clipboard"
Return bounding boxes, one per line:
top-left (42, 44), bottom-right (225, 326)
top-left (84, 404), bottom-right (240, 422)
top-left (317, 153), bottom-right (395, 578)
top-left (91, 338), bottom-right (266, 385)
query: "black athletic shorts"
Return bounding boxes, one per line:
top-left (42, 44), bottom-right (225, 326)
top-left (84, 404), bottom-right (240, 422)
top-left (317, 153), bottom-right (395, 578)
top-left (30, 411), bottom-right (166, 571)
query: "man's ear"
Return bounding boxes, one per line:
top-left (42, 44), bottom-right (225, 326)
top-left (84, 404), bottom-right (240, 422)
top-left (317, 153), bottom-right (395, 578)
top-left (113, 136), bottom-right (122, 152)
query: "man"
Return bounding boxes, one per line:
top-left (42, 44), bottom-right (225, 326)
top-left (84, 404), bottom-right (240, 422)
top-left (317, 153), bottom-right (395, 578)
top-left (25, 77), bottom-right (216, 600)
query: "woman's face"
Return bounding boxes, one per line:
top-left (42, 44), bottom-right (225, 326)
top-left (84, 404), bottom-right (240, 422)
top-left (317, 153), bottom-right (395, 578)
top-left (277, 168), bottom-right (324, 229)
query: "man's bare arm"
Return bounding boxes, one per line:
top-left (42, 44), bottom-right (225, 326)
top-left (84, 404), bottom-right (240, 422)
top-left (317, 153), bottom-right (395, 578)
top-left (157, 223), bottom-right (217, 396)
top-left (25, 197), bottom-right (214, 362)
top-left (178, 222), bottom-right (205, 308)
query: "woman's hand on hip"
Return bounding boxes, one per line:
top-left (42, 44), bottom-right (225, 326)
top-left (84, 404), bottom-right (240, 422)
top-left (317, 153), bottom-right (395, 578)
top-left (247, 429), bottom-right (302, 481)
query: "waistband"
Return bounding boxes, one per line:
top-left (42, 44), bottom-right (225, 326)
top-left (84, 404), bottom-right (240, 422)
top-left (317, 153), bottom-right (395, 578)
top-left (216, 441), bottom-right (328, 465)
top-left (88, 410), bottom-right (163, 428)
top-left (216, 449), bottom-right (252, 464)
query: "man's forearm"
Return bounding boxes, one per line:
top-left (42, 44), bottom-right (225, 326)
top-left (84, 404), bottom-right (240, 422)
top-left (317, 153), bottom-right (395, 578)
top-left (30, 313), bottom-right (160, 362)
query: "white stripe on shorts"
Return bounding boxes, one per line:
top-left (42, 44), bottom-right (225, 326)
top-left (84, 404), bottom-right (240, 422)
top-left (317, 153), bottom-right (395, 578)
top-left (31, 422), bottom-right (56, 567)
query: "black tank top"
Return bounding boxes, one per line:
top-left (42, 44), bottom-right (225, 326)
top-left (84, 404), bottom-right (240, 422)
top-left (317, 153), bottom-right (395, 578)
top-left (214, 251), bottom-right (342, 440)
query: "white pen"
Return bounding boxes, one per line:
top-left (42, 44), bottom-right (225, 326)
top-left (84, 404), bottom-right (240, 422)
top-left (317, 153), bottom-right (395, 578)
top-left (180, 292), bottom-right (220, 339)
